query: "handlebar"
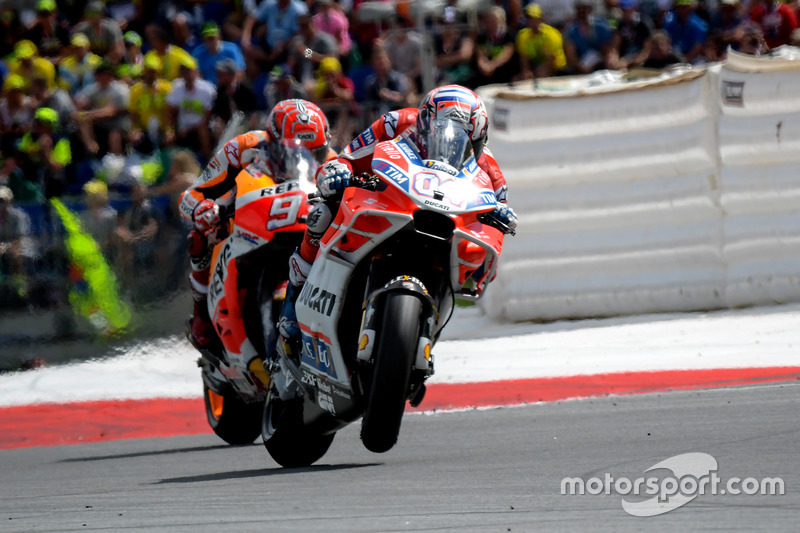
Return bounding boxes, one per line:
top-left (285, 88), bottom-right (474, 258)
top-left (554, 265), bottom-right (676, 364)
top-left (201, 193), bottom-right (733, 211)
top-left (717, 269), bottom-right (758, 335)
top-left (307, 173), bottom-right (381, 201)
top-left (306, 174), bottom-right (514, 236)
top-left (478, 212), bottom-right (516, 236)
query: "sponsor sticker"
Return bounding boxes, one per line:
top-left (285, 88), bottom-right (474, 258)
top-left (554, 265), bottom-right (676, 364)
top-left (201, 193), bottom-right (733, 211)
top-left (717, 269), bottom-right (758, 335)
top-left (300, 332), bottom-right (338, 379)
top-left (722, 81), bottom-right (744, 107)
top-left (493, 107), bottom-right (509, 131)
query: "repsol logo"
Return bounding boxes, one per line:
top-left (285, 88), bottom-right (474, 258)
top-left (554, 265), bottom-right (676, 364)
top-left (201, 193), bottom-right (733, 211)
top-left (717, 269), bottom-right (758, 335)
top-left (236, 230), bottom-right (259, 246)
top-left (260, 181), bottom-right (299, 196)
top-left (210, 242), bottom-right (232, 302)
top-left (298, 283), bottom-right (337, 316)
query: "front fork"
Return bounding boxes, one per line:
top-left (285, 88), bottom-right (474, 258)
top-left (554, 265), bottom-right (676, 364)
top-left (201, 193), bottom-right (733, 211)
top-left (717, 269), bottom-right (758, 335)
top-left (355, 275), bottom-right (437, 406)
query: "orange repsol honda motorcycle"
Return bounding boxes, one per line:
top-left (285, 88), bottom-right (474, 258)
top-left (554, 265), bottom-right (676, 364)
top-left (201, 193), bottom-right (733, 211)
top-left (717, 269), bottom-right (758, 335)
top-left (192, 141), bottom-right (317, 445)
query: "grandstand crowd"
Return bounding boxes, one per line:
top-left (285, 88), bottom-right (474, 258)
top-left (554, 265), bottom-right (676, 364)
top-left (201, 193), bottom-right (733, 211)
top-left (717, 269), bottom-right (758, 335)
top-left (1, 0), bottom-right (798, 316)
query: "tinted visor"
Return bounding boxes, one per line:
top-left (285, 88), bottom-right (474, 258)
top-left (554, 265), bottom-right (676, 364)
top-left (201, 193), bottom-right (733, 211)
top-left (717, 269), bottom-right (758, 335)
top-left (424, 118), bottom-right (472, 170)
top-left (268, 139), bottom-right (319, 184)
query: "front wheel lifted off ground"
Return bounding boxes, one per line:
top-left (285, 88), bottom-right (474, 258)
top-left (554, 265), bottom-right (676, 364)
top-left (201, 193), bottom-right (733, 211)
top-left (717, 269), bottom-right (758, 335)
top-left (360, 292), bottom-right (420, 453)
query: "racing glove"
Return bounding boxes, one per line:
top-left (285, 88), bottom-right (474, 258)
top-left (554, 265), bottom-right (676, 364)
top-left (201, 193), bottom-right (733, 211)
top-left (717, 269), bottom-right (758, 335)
top-left (488, 203), bottom-right (518, 235)
top-left (193, 199), bottom-right (221, 234)
top-left (317, 160), bottom-right (353, 199)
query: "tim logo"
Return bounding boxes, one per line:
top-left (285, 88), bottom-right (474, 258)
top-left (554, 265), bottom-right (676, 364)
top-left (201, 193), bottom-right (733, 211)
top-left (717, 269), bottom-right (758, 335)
top-left (722, 81), bottom-right (744, 107)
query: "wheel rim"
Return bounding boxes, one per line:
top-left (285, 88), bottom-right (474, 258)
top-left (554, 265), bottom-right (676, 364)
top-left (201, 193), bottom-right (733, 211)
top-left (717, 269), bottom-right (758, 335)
top-left (207, 389), bottom-right (224, 421)
top-left (261, 394), bottom-right (278, 441)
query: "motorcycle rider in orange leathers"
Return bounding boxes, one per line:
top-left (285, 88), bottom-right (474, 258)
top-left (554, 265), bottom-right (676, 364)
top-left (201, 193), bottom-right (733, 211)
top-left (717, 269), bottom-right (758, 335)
top-left (179, 99), bottom-right (336, 348)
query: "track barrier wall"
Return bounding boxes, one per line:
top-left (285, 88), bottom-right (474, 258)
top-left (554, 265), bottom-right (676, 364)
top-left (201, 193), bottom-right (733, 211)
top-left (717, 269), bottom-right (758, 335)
top-left (480, 52), bottom-right (800, 321)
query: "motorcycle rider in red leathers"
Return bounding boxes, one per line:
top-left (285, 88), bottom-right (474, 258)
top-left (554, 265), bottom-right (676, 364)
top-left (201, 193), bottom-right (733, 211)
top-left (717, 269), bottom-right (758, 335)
top-left (179, 99), bottom-right (336, 348)
top-left (278, 85), bottom-right (519, 340)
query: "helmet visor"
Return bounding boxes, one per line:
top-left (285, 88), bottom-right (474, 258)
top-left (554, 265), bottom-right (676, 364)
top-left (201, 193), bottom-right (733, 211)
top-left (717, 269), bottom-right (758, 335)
top-left (424, 118), bottom-right (472, 170)
top-left (269, 139), bottom-right (319, 184)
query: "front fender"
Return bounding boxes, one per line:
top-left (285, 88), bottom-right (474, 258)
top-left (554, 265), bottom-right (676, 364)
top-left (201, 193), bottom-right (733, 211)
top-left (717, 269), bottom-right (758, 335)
top-left (356, 276), bottom-right (435, 369)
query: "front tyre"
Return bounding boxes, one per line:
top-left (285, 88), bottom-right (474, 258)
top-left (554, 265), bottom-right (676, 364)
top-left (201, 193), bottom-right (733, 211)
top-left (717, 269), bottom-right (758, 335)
top-left (203, 384), bottom-right (264, 445)
top-left (262, 396), bottom-right (335, 467)
top-left (360, 292), bottom-right (421, 453)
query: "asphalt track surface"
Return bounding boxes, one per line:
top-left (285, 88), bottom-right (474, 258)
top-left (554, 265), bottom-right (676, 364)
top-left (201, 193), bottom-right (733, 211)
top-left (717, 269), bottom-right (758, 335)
top-left (2, 382), bottom-right (798, 532)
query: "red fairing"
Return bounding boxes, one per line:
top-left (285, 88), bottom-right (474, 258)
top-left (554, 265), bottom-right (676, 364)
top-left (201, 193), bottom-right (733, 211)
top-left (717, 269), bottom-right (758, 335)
top-left (235, 189), bottom-right (310, 242)
top-left (320, 184), bottom-right (503, 294)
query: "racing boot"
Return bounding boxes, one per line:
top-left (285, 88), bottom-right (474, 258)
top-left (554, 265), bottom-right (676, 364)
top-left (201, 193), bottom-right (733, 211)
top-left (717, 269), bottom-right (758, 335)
top-left (186, 230), bottom-right (216, 350)
top-left (188, 294), bottom-right (216, 349)
top-left (276, 251), bottom-right (313, 351)
top-left (277, 282), bottom-right (302, 342)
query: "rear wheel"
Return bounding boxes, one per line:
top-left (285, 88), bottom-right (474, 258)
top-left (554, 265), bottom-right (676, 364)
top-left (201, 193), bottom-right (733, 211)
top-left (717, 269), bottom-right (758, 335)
top-left (360, 292), bottom-right (421, 453)
top-left (203, 384), bottom-right (263, 445)
top-left (262, 396), bottom-right (336, 467)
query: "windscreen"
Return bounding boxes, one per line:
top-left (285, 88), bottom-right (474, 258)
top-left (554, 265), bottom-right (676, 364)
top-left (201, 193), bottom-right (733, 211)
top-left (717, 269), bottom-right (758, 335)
top-left (424, 118), bottom-right (473, 170)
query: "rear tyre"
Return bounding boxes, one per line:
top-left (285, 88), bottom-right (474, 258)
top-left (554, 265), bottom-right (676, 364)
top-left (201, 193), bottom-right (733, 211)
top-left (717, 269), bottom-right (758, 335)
top-left (203, 384), bottom-right (263, 445)
top-left (262, 396), bottom-right (336, 467)
top-left (360, 292), bottom-right (421, 453)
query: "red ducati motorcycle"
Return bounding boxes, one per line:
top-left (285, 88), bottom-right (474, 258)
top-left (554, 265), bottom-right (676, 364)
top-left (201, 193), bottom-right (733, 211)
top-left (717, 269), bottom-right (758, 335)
top-left (263, 121), bottom-right (510, 466)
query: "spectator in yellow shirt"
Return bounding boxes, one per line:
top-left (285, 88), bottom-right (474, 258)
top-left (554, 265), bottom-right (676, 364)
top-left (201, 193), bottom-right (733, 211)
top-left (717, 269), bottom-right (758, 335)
top-left (515, 4), bottom-right (566, 80)
top-left (144, 24), bottom-right (195, 81)
top-left (58, 33), bottom-right (102, 95)
top-left (129, 55), bottom-right (173, 153)
top-left (7, 40), bottom-right (56, 91)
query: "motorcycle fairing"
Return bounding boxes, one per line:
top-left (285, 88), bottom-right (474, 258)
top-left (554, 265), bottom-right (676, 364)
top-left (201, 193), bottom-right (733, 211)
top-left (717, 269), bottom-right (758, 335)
top-left (235, 180), bottom-right (309, 237)
top-left (296, 258), bottom-right (356, 387)
top-left (372, 138), bottom-right (497, 215)
top-left (207, 171), bottom-right (310, 399)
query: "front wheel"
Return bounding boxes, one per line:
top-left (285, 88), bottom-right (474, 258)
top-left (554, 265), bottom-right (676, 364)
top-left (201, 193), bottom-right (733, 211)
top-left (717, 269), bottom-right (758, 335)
top-left (360, 292), bottom-right (421, 453)
top-left (203, 384), bottom-right (264, 445)
top-left (262, 396), bottom-right (336, 467)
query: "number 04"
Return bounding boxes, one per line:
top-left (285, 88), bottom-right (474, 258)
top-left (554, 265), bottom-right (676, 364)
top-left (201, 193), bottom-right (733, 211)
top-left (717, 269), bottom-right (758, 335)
top-left (267, 195), bottom-right (302, 230)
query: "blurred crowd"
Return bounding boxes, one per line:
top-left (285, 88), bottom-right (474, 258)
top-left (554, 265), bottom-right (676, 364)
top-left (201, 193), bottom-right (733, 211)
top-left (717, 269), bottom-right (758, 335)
top-left (1, 0), bottom-right (798, 317)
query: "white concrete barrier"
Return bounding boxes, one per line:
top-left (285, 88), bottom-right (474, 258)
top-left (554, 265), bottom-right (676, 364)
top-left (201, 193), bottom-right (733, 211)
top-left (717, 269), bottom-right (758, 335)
top-left (716, 51), bottom-right (800, 307)
top-left (478, 54), bottom-right (800, 321)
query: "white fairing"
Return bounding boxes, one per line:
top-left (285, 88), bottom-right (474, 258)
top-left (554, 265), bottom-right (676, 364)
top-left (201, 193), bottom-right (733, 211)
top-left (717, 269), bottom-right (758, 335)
top-left (296, 259), bottom-right (353, 387)
top-left (295, 209), bottom-right (411, 388)
top-left (371, 137), bottom-right (497, 216)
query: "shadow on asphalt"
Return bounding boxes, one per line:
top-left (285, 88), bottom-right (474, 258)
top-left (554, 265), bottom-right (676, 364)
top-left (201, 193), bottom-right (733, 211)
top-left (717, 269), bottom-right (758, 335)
top-left (59, 443), bottom-right (257, 462)
top-left (155, 463), bottom-right (382, 484)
